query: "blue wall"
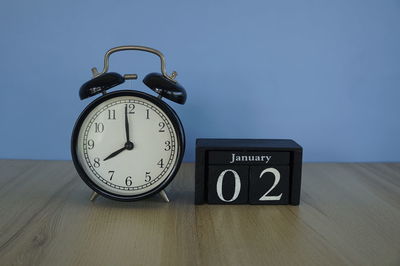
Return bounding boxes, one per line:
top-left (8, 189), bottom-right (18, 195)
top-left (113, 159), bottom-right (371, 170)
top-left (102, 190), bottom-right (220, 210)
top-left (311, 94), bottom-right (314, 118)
top-left (0, 0), bottom-right (399, 162)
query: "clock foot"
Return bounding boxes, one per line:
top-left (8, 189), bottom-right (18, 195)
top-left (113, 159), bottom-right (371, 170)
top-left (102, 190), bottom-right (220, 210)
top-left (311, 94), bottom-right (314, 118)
top-left (89, 191), bottom-right (169, 203)
top-left (159, 190), bottom-right (170, 203)
top-left (90, 191), bottom-right (99, 201)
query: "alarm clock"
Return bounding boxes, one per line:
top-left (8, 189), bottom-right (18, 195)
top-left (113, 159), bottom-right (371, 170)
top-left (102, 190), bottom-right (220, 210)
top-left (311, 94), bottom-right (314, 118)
top-left (71, 46), bottom-right (186, 202)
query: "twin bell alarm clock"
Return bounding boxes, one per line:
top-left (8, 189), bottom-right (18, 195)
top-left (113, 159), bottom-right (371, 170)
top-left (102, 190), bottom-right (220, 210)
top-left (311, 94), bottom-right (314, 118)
top-left (71, 46), bottom-right (187, 202)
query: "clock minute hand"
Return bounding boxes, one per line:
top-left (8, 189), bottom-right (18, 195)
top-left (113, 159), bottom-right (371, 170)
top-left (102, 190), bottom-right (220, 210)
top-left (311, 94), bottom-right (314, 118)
top-left (125, 104), bottom-right (130, 142)
top-left (103, 146), bottom-right (126, 161)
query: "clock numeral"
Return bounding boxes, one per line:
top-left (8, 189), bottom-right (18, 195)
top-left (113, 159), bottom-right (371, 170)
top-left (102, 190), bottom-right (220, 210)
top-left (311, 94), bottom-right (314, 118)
top-left (93, 157), bottom-right (100, 168)
top-left (164, 141), bottom-right (171, 151)
top-left (108, 109), bottom-right (116, 120)
top-left (158, 122), bottom-right (165, 132)
top-left (87, 139), bottom-right (95, 150)
top-left (145, 172), bottom-right (151, 182)
top-left (125, 176), bottom-right (132, 186)
top-left (157, 159), bottom-right (164, 168)
top-left (94, 122), bottom-right (104, 133)
top-left (108, 170), bottom-right (115, 181)
top-left (146, 109), bottom-right (150, 119)
top-left (126, 104), bottom-right (135, 114)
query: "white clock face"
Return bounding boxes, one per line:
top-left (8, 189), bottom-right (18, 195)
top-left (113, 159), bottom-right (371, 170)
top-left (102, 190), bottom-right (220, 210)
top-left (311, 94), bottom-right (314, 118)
top-left (76, 94), bottom-right (180, 197)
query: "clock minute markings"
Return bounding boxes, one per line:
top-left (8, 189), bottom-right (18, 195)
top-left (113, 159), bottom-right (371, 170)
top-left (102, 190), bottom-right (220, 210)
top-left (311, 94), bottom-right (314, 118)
top-left (88, 100), bottom-right (175, 190)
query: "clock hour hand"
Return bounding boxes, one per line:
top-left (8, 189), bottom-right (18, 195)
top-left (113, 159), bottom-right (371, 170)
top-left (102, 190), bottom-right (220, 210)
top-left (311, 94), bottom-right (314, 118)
top-left (103, 141), bottom-right (134, 161)
top-left (103, 146), bottom-right (126, 161)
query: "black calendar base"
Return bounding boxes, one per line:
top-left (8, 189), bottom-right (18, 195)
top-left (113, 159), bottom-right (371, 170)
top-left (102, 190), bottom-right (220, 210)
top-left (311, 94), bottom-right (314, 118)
top-left (195, 139), bottom-right (303, 205)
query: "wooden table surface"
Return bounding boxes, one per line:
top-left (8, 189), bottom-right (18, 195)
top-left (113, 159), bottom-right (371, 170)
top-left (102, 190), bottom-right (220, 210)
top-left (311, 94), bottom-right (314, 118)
top-left (0, 160), bottom-right (399, 266)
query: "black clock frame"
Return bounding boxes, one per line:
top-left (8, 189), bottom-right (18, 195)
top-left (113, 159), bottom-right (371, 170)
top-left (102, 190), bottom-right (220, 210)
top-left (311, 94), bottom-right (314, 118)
top-left (71, 90), bottom-right (185, 202)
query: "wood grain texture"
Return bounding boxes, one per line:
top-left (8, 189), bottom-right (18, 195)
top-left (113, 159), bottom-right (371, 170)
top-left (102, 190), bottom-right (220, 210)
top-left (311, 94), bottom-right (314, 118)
top-left (0, 160), bottom-right (399, 266)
